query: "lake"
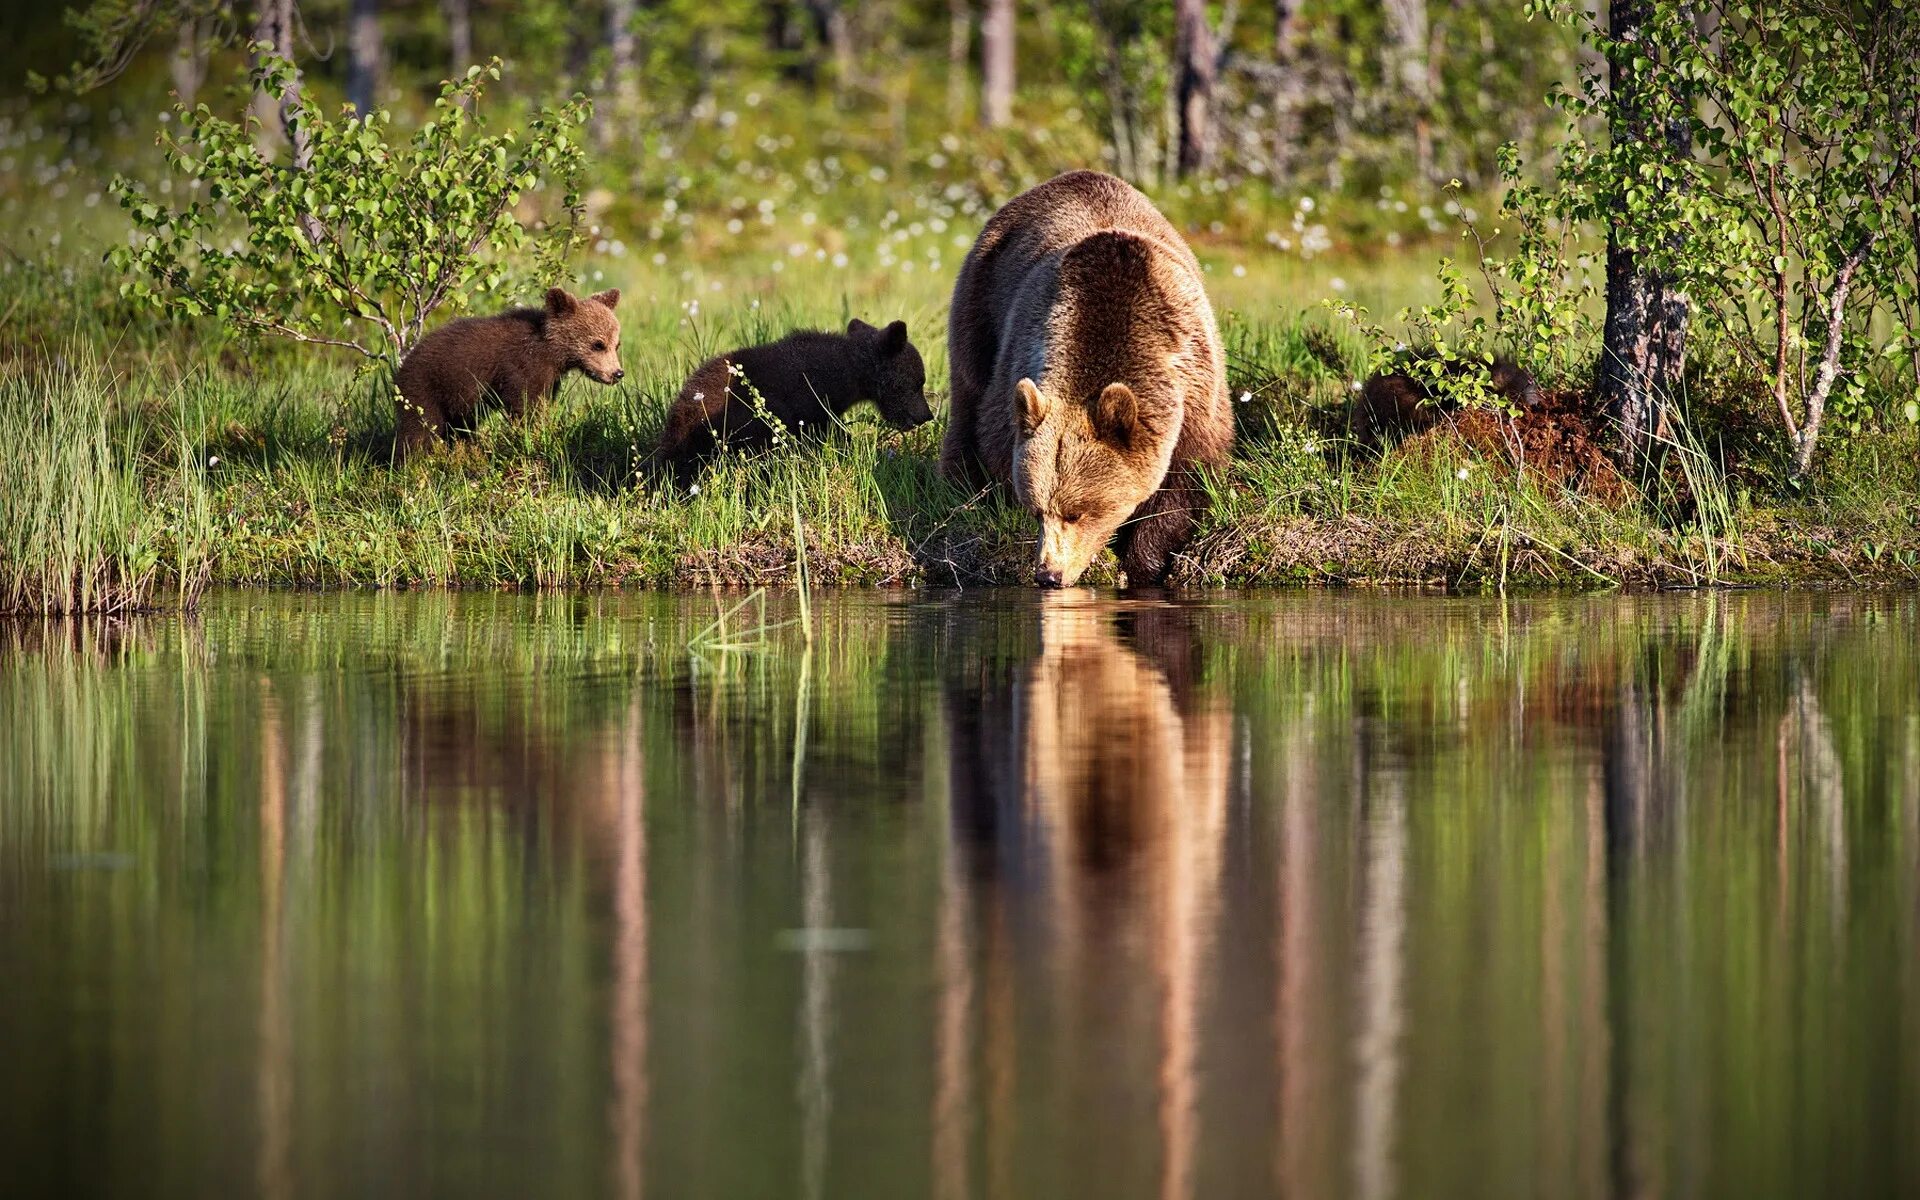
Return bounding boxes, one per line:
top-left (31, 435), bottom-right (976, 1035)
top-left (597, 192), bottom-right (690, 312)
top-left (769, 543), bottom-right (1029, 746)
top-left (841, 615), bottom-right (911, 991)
top-left (2, 589), bottom-right (1917, 1198)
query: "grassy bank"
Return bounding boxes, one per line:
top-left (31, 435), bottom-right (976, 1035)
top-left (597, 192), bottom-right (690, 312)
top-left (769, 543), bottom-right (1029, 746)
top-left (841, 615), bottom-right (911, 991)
top-left (3, 249), bottom-right (1916, 608)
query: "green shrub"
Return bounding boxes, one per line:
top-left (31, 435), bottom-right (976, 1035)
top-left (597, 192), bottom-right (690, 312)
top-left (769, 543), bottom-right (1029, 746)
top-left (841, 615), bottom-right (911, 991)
top-left (109, 55), bottom-right (591, 371)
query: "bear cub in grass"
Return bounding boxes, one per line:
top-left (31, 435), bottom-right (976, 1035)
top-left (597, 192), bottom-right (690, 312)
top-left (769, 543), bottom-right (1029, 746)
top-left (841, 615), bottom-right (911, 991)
top-left (1353, 356), bottom-right (1542, 450)
top-left (650, 319), bottom-right (931, 485)
top-left (941, 170), bottom-right (1232, 587)
top-left (393, 286), bottom-right (624, 460)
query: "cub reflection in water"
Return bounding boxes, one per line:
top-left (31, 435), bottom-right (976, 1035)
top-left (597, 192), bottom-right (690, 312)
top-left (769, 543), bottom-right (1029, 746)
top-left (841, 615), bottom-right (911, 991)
top-left (942, 593), bottom-right (1233, 1200)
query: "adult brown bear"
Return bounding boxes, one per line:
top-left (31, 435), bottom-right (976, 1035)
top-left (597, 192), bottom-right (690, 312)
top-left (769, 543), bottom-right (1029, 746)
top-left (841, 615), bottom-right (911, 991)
top-left (941, 170), bottom-right (1231, 587)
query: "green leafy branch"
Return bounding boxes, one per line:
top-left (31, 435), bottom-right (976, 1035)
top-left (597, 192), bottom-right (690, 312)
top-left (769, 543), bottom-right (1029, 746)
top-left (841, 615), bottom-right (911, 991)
top-left (109, 54), bottom-right (593, 372)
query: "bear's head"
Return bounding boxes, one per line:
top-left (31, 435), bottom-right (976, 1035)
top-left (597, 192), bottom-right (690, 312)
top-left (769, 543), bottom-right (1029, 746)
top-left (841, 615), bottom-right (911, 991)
top-left (1011, 377), bottom-right (1175, 587)
top-left (544, 287), bottom-right (625, 384)
top-left (848, 318), bottom-right (932, 429)
top-left (1011, 233), bottom-right (1188, 588)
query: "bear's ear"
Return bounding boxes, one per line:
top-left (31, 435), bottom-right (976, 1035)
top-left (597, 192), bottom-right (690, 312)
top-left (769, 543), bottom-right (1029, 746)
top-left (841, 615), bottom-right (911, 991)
top-left (1091, 382), bottom-right (1141, 450)
top-left (590, 288), bottom-right (621, 311)
top-left (847, 318), bottom-right (875, 337)
top-left (1016, 378), bottom-right (1049, 435)
top-left (880, 320), bottom-right (909, 355)
top-left (545, 287), bottom-right (578, 317)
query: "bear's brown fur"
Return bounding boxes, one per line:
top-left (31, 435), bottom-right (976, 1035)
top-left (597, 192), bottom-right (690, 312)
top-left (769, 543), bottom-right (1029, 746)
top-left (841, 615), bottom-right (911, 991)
top-left (1352, 356), bottom-right (1542, 449)
top-left (393, 287), bottom-right (623, 460)
top-left (649, 319), bottom-right (931, 486)
top-left (942, 170), bottom-right (1231, 587)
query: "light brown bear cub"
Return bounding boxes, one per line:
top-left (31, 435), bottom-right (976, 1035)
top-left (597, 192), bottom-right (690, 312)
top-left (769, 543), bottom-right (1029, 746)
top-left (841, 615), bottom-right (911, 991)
top-left (942, 170), bottom-right (1231, 587)
top-left (650, 319), bottom-right (931, 486)
top-left (393, 287), bottom-right (623, 460)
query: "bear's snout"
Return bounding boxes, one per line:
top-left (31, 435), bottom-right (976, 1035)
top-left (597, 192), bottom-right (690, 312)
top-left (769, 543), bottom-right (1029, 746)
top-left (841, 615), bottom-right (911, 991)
top-left (1035, 566), bottom-right (1066, 589)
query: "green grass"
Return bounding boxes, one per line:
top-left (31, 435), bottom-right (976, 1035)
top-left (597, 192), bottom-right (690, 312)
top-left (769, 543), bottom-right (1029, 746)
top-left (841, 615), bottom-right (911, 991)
top-left (3, 266), bottom-right (1915, 612)
top-left (1, 105), bottom-right (1916, 609)
top-left (0, 351), bottom-right (211, 614)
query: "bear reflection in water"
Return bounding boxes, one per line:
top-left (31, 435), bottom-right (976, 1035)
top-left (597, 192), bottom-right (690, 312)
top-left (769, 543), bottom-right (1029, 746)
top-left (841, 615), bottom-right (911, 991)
top-left (947, 592), bottom-right (1232, 877)
top-left (941, 592), bottom-right (1234, 1198)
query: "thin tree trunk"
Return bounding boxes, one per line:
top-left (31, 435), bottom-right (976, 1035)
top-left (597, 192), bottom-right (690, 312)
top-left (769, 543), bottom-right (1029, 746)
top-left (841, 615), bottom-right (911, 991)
top-left (1174, 0), bottom-right (1216, 177)
top-left (250, 0), bottom-right (319, 246)
top-left (1599, 0), bottom-right (1690, 469)
top-left (608, 0), bottom-right (637, 105)
top-left (601, 0), bottom-right (637, 146)
top-left (566, 7), bottom-right (593, 87)
top-left (170, 18), bottom-right (207, 106)
top-left (250, 0), bottom-right (303, 156)
top-left (1091, 0), bottom-right (1144, 181)
top-left (1794, 237), bottom-right (1875, 476)
top-left (981, 0), bottom-right (1014, 128)
top-left (1382, 0), bottom-right (1434, 182)
top-left (766, 1), bottom-right (813, 84)
top-left (1268, 0), bottom-right (1304, 180)
top-left (948, 0), bottom-right (972, 123)
top-left (346, 0), bottom-right (382, 115)
top-left (802, 0), bottom-right (854, 87)
top-left (442, 0), bottom-right (472, 80)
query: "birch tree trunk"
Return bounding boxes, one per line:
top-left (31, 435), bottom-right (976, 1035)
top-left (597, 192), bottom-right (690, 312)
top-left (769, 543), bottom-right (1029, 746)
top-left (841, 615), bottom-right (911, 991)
top-left (948, 0), bottom-right (972, 123)
top-left (248, 4), bottom-right (322, 250)
top-left (170, 17), bottom-right (207, 106)
top-left (442, 0), bottom-right (472, 79)
top-left (346, 0), bottom-right (382, 115)
top-left (981, 0), bottom-right (1014, 128)
top-left (1268, 0), bottom-right (1304, 181)
top-left (1173, 0), bottom-right (1216, 177)
top-left (601, 0), bottom-right (638, 146)
top-left (1381, 0), bottom-right (1434, 182)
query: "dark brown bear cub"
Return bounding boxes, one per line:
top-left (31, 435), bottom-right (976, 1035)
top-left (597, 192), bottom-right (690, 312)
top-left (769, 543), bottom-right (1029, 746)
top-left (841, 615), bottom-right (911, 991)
top-left (1352, 356), bottom-right (1542, 450)
top-left (393, 286), bottom-right (623, 460)
top-left (650, 319), bottom-right (931, 485)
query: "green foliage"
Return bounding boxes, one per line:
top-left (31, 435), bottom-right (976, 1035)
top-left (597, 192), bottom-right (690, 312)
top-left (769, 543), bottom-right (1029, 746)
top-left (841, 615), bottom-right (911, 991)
top-left (1331, 253), bottom-right (1502, 410)
top-left (1538, 0), bottom-right (1920, 467)
top-left (1044, 0), bottom-right (1174, 184)
top-left (1331, 165), bottom-right (1593, 412)
top-left (29, 0), bottom-right (236, 94)
top-left (108, 54), bottom-right (592, 369)
top-left (1469, 146), bottom-right (1597, 383)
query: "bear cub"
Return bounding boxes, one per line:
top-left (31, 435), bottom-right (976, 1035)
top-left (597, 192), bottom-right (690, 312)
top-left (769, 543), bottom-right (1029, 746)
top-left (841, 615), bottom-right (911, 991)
top-left (393, 286), bottom-right (623, 460)
top-left (650, 319), bottom-right (931, 485)
top-left (1352, 355), bottom-right (1542, 450)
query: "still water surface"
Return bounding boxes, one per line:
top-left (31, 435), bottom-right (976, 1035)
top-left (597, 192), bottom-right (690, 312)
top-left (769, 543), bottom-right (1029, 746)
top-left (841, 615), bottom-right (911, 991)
top-left (3, 589), bottom-right (1918, 1198)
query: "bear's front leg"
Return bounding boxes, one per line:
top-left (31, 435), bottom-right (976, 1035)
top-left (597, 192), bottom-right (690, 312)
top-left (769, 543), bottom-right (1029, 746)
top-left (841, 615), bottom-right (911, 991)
top-left (1114, 470), bottom-right (1209, 586)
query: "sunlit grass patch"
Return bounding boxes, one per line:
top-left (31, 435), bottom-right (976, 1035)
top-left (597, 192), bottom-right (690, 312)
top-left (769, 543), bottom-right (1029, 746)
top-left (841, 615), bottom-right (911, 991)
top-left (0, 351), bottom-right (211, 614)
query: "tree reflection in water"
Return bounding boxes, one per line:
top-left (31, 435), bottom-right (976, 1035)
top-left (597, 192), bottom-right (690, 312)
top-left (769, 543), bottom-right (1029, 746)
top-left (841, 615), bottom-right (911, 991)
top-left (0, 591), bottom-right (1916, 1198)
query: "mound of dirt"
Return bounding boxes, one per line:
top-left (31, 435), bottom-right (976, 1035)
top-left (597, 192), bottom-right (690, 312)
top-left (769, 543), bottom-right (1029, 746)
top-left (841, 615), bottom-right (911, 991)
top-left (1420, 388), bottom-right (1631, 506)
